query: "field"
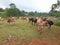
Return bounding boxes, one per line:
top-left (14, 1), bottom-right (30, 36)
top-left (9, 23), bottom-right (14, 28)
top-left (0, 19), bottom-right (60, 45)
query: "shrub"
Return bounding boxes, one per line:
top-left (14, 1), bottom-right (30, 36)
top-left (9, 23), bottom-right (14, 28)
top-left (54, 20), bottom-right (60, 26)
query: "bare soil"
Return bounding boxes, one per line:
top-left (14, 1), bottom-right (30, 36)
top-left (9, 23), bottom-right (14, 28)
top-left (0, 36), bottom-right (60, 45)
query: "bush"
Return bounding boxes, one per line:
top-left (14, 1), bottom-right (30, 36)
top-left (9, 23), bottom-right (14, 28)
top-left (54, 20), bottom-right (60, 26)
top-left (0, 12), bottom-right (7, 18)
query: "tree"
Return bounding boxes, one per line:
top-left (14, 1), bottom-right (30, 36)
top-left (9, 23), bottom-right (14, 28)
top-left (49, 0), bottom-right (60, 16)
top-left (6, 8), bottom-right (22, 17)
top-left (5, 3), bottom-right (23, 17)
top-left (28, 12), bottom-right (35, 16)
top-left (0, 8), bottom-right (4, 12)
top-left (51, 0), bottom-right (60, 12)
top-left (57, 0), bottom-right (60, 7)
top-left (54, 11), bottom-right (60, 17)
top-left (21, 10), bottom-right (28, 16)
top-left (10, 3), bottom-right (16, 8)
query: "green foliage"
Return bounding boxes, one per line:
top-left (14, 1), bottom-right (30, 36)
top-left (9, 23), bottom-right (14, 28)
top-left (54, 20), bottom-right (60, 26)
top-left (0, 8), bottom-right (4, 12)
top-left (5, 3), bottom-right (25, 17)
top-left (10, 3), bottom-right (16, 8)
top-left (0, 12), bottom-right (7, 18)
top-left (49, 11), bottom-right (60, 17)
top-left (55, 12), bottom-right (60, 17)
top-left (6, 8), bottom-right (22, 17)
top-left (21, 10), bottom-right (28, 16)
top-left (28, 12), bottom-right (35, 16)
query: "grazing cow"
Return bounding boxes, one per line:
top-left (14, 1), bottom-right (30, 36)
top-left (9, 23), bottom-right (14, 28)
top-left (46, 20), bottom-right (53, 28)
top-left (37, 17), bottom-right (53, 33)
top-left (29, 17), bottom-right (37, 25)
top-left (7, 17), bottom-right (16, 24)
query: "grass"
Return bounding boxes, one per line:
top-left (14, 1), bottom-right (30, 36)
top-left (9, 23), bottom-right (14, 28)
top-left (0, 19), bottom-right (60, 40)
top-left (0, 19), bottom-right (38, 40)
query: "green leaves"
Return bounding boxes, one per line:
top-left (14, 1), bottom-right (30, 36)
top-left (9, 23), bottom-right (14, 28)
top-left (6, 8), bottom-right (21, 17)
top-left (54, 20), bottom-right (60, 26)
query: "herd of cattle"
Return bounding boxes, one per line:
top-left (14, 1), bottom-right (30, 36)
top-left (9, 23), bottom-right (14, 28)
top-left (0, 16), bottom-right (58, 33)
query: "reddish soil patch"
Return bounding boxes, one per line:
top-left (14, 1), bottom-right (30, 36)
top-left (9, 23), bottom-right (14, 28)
top-left (0, 37), bottom-right (60, 45)
top-left (29, 37), bottom-right (60, 45)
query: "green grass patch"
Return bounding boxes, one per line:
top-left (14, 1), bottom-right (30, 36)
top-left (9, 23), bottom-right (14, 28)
top-left (0, 19), bottom-right (60, 40)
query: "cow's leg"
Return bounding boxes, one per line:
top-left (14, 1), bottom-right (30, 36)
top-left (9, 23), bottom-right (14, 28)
top-left (33, 22), bottom-right (35, 26)
top-left (48, 25), bottom-right (51, 31)
top-left (40, 26), bottom-right (43, 33)
top-left (8, 21), bottom-right (10, 24)
top-left (34, 22), bottom-right (36, 26)
top-left (37, 25), bottom-right (40, 31)
top-left (37, 25), bottom-right (42, 34)
top-left (13, 21), bottom-right (15, 24)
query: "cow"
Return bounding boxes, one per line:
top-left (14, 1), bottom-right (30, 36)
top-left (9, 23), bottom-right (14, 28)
top-left (7, 17), bottom-right (16, 24)
top-left (37, 17), bottom-right (53, 33)
top-left (29, 17), bottom-right (37, 25)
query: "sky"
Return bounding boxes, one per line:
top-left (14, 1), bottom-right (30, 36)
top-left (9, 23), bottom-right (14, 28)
top-left (0, 0), bottom-right (58, 12)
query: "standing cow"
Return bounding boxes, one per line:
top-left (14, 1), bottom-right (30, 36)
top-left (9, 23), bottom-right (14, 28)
top-left (7, 17), bottom-right (16, 24)
top-left (29, 17), bottom-right (37, 25)
top-left (37, 17), bottom-right (53, 33)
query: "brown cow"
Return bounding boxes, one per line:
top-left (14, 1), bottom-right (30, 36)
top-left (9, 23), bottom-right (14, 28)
top-left (7, 17), bottom-right (16, 24)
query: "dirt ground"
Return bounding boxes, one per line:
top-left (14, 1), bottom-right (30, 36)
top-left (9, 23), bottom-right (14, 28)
top-left (0, 36), bottom-right (60, 45)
